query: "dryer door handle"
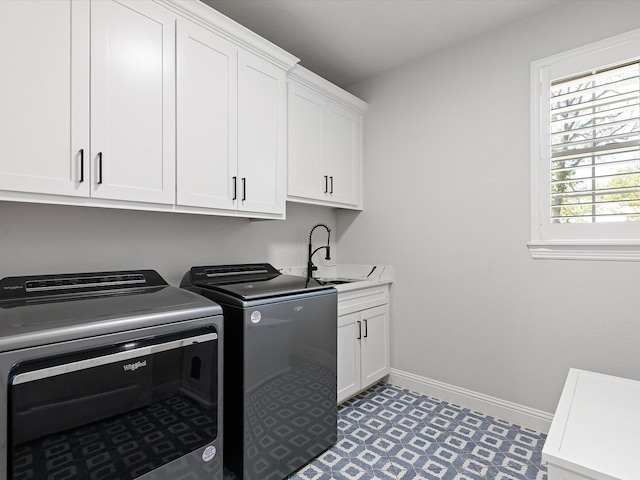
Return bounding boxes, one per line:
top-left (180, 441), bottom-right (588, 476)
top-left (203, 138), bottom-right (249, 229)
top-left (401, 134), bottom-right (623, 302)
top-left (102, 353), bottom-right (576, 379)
top-left (12, 332), bottom-right (218, 385)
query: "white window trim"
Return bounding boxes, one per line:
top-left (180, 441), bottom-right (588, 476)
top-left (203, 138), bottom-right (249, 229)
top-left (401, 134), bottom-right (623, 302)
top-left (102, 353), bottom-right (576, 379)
top-left (529, 29), bottom-right (640, 261)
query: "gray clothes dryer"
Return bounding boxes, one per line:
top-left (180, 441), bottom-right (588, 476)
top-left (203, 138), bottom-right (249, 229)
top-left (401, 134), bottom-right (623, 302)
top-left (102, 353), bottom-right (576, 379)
top-left (181, 264), bottom-right (337, 480)
top-left (0, 270), bottom-right (224, 480)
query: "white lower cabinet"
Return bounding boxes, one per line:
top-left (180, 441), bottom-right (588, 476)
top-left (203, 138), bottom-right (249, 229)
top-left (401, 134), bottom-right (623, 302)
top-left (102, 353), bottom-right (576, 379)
top-left (337, 285), bottom-right (390, 404)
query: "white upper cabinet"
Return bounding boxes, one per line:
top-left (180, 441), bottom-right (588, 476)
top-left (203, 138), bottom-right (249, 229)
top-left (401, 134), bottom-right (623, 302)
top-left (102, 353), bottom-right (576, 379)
top-left (0, 0), bottom-right (90, 197)
top-left (176, 20), bottom-right (287, 217)
top-left (288, 65), bottom-right (368, 209)
top-left (2, 0), bottom-right (371, 218)
top-left (0, 0), bottom-right (175, 205)
top-left (176, 19), bottom-right (238, 210)
top-left (91, 0), bottom-right (176, 204)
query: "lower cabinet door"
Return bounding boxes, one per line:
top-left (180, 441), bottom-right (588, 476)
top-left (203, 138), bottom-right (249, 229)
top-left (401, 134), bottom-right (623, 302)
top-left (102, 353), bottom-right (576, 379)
top-left (360, 304), bottom-right (390, 389)
top-left (337, 312), bottom-right (361, 404)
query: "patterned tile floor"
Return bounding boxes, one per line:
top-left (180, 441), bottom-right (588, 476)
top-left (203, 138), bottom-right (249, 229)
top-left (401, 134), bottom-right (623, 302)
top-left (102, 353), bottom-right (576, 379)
top-left (290, 383), bottom-right (547, 480)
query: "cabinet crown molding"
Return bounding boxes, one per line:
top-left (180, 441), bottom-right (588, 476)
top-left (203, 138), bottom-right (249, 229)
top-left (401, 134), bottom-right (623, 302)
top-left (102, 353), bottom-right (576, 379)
top-left (288, 65), bottom-right (368, 113)
top-left (161, 0), bottom-right (299, 71)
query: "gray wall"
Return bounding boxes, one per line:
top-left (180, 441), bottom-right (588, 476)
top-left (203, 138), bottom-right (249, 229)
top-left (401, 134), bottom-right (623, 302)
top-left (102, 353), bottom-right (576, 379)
top-left (0, 201), bottom-right (335, 286)
top-left (339, 0), bottom-right (640, 414)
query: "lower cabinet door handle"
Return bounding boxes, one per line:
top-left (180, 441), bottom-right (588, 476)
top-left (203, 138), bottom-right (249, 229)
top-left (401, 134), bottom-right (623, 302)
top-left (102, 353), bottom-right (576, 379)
top-left (357, 320), bottom-right (362, 340)
top-left (232, 176), bottom-right (237, 200)
top-left (242, 177), bottom-right (246, 201)
top-left (324, 175), bottom-right (328, 193)
top-left (330, 176), bottom-right (334, 194)
top-left (363, 319), bottom-right (368, 338)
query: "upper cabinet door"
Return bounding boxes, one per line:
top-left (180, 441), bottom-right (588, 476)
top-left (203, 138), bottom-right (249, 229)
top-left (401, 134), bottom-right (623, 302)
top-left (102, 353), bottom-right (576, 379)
top-left (176, 19), bottom-right (238, 210)
top-left (0, 0), bottom-right (89, 197)
top-left (237, 50), bottom-right (286, 215)
top-left (326, 103), bottom-right (361, 206)
top-left (90, 0), bottom-right (175, 205)
top-left (288, 82), bottom-right (327, 201)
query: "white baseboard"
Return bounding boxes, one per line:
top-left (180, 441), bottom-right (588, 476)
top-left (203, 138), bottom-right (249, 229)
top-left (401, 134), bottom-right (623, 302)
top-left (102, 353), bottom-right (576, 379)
top-left (387, 368), bottom-right (553, 434)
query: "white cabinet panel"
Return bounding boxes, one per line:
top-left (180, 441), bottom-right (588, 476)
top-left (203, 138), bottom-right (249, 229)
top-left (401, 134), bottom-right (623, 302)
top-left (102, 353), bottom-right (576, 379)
top-left (288, 83), bottom-right (326, 200)
top-left (176, 19), bottom-right (237, 209)
top-left (0, 0), bottom-right (89, 197)
top-left (360, 305), bottom-right (390, 388)
top-left (337, 312), bottom-right (361, 402)
top-left (326, 103), bottom-right (360, 206)
top-left (237, 50), bottom-right (286, 215)
top-left (91, 0), bottom-right (175, 204)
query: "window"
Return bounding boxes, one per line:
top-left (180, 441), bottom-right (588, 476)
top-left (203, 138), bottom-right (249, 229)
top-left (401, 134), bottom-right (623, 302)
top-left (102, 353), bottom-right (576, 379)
top-left (530, 29), bottom-right (640, 260)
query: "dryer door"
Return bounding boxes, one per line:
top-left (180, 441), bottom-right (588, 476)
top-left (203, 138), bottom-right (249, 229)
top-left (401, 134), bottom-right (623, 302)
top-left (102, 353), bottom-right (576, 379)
top-left (9, 327), bottom-right (219, 480)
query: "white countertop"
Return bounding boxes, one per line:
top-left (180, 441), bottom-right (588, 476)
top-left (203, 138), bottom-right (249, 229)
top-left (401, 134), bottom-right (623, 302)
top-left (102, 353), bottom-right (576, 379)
top-left (277, 264), bottom-right (394, 292)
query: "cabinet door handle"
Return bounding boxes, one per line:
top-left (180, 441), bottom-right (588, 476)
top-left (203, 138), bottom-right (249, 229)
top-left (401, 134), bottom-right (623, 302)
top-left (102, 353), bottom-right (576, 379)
top-left (363, 319), bottom-right (368, 338)
top-left (232, 176), bottom-right (237, 200)
top-left (324, 175), bottom-right (328, 193)
top-left (97, 152), bottom-right (103, 185)
top-left (79, 149), bottom-right (84, 183)
top-left (330, 176), bottom-right (334, 194)
top-left (242, 177), bottom-right (246, 201)
top-left (357, 320), bottom-right (361, 340)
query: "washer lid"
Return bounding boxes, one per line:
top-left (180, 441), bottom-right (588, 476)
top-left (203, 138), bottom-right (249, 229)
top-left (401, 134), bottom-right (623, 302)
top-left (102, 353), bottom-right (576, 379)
top-left (187, 264), bottom-right (331, 301)
top-left (0, 270), bottom-right (222, 352)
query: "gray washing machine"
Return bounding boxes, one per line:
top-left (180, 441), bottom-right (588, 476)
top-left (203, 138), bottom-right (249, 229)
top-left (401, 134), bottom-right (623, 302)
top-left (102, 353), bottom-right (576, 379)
top-left (181, 263), bottom-right (337, 480)
top-left (0, 270), bottom-right (223, 480)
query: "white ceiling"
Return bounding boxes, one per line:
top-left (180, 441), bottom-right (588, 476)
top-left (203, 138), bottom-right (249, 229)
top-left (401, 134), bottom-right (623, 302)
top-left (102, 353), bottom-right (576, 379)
top-left (201, 0), bottom-right (564, 88)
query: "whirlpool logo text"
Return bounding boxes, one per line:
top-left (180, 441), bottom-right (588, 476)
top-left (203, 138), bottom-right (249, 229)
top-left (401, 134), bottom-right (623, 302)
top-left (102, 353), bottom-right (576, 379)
top-left (123, 360), bottom-right (147, 372)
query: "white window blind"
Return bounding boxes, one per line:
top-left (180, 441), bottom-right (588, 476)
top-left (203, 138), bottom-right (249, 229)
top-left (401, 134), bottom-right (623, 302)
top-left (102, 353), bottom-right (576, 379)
top-left (550, 62), bottom-right (640, 223)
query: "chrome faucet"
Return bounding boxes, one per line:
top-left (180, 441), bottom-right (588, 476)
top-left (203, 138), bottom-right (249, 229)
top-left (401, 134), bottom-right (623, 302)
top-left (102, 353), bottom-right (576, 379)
top-left (307, 223), bottom-right (331, 280)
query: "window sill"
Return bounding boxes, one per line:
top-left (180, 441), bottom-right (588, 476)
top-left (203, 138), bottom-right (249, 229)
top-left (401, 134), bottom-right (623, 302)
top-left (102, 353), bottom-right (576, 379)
top-left (527, 241), bottom-right (640, 261)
